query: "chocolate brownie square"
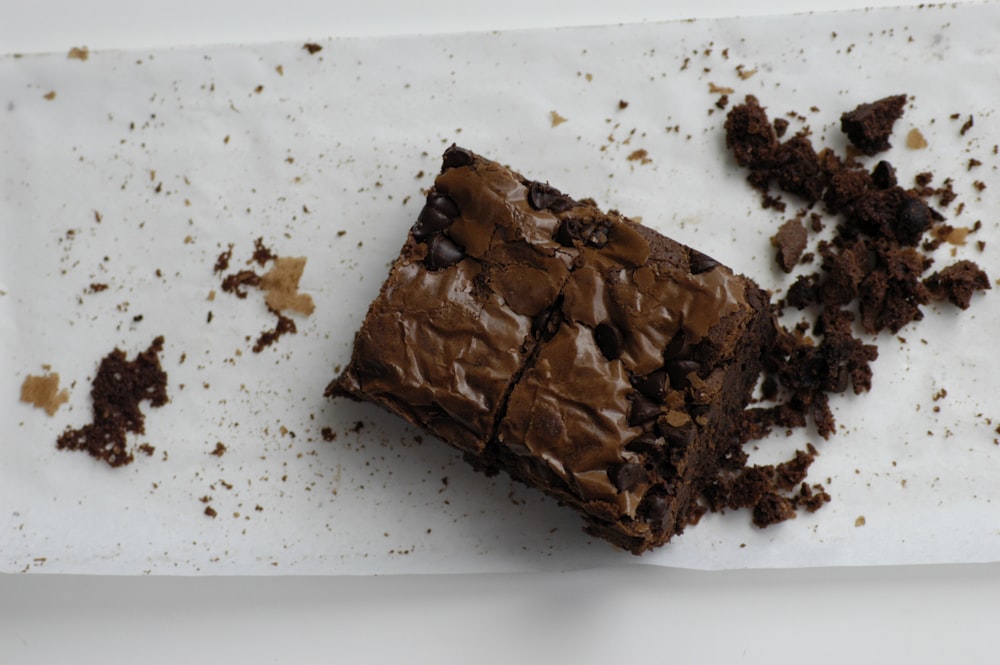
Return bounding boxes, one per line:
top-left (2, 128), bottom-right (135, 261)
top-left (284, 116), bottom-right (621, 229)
top-left (329, 146), bottom-right (775, 553)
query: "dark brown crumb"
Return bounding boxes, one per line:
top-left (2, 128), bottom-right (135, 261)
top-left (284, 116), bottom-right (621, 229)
top-left (221, 270), bottom-right (261, 299)
top-left (251, 237), bottom-right (277, 266)
top-left (86, 283), bottom-right (108, 293)
top-left (252, 311), bottom-right (296, 353)
top-left (960, 115), bottom-right (974, 136)
top-left (204, 506), bottom-right (218, 518)
top-left (320, 427), bottom-right (337, 442)
top-left (771, 218), bottom-right (808, 273)
top-left (924, 260), bottom-right (991, 309)
top-left (303, 43), bottom-right (323, 55)
top-left (56, 337), bottom-right (168, 467)
top-left (214, 244), bottom-right (234, 273)
top-left (210, 442), bottom-right (227, 457)
top-left (137, 443), bottom-right (155, 456)
top-left (618, 99), bottom-right (629, 110)
top-left (839, 94), bottom-right (906, 155)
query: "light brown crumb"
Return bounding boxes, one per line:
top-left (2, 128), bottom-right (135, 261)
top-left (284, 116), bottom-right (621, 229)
top-left (906, 128), bottom-right (928, 149)
top-left (67, 46), bottom-right (89, 61)
top-left (20, 373), bottom-right (70, 416)
top-left (708, 82), bottom-right (735, 94)
top-left (43, 91), bottom-right (56, 101)
top-left (855, 515), bottom-right (866, 527)
top-left (550, 111), bottom-right (568, 127)
top-left (626, 149), bottom-right (652, 165)
top-left (260, 256), bottom-right (315, 315)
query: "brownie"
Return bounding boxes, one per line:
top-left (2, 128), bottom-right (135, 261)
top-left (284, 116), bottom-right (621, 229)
top-left (328, 146), bottom-right (776, 554)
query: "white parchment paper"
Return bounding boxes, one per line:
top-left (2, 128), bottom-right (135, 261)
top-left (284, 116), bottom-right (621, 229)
top-left (3, 3), bottom-right (1000, 574)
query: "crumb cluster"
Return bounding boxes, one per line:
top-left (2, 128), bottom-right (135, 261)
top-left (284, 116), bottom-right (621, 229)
top-left (713, 94), bottom-right (990, 528)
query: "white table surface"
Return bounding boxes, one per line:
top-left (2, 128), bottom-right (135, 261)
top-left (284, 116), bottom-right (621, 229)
top-left (4, 1), bottom-right (1000, 663)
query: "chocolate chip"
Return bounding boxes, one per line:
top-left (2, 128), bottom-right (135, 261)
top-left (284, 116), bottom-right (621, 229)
top-left (586, 223), bottom-right (610, 248)
top-left (628, 394), bottom-right (661, 426)
top-left (895, 197), bottom-right (931, 244)
top-left (442, 145), bottom-right (473, 170)
top-left (609, 461), bottom-right (646, 493)
top-left (634, 369), bottom-right (668, 402)
top-left (594, 322), bottom-right (624, 360)
top-left (664, 359), bottom-right (701, 389)
top-left (625, 432), bottom-right (663, 456)
top-left (663, 329), bottom-right (691, 360)
top-left (427, 192), bottom-right (460, 219)
top-left (871, 160), bottom-right (897, 189)
top-left (688, 249), bottom-right (720, 274)
top-left (657, 421), bottom-right (694, 448)
top-left (424, 234), bottom-right (465, 270)
top-left (554, 219), bottom-right (580, 247)
top-left (640, 493), bottom-right (670, 530)
top-left (411, 205), bottom-right (454, 241)
top-left (527, 181), bottom-right (562, 211)
top-left (531, 305), bottom-right (564, 342)
top-left (554, 218), bottom-right (611, 249)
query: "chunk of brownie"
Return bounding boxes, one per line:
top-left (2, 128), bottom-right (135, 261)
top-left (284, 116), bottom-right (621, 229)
top-left (328, 146), bottom-right (776, 554)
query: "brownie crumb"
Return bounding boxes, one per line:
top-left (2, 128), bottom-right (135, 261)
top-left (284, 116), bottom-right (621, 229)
top-left (210, 442), bottom-right (227, 457)
top-left (302, 43), bottom-right (323, 55)
top-left (960, 115), bottom-right (974, 136)
top-left (251, 237), bottom-right (277, 266)
top-left (320, 426), bottom-right (337, 442)
top-left (56, 337), bottom-right (168, 467)
top-left (839, 94), bottom-right (906, 155)
top-left (221, 270), bottom-right (261, 299)
top-left (924, 260), bottom-right (991, 309)
top-left (214, 244), bottom-right (234, 273)
top-left (252, 311), bottom-right (296, 353)
top-left (771, 218), bottom-right (808, 273)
